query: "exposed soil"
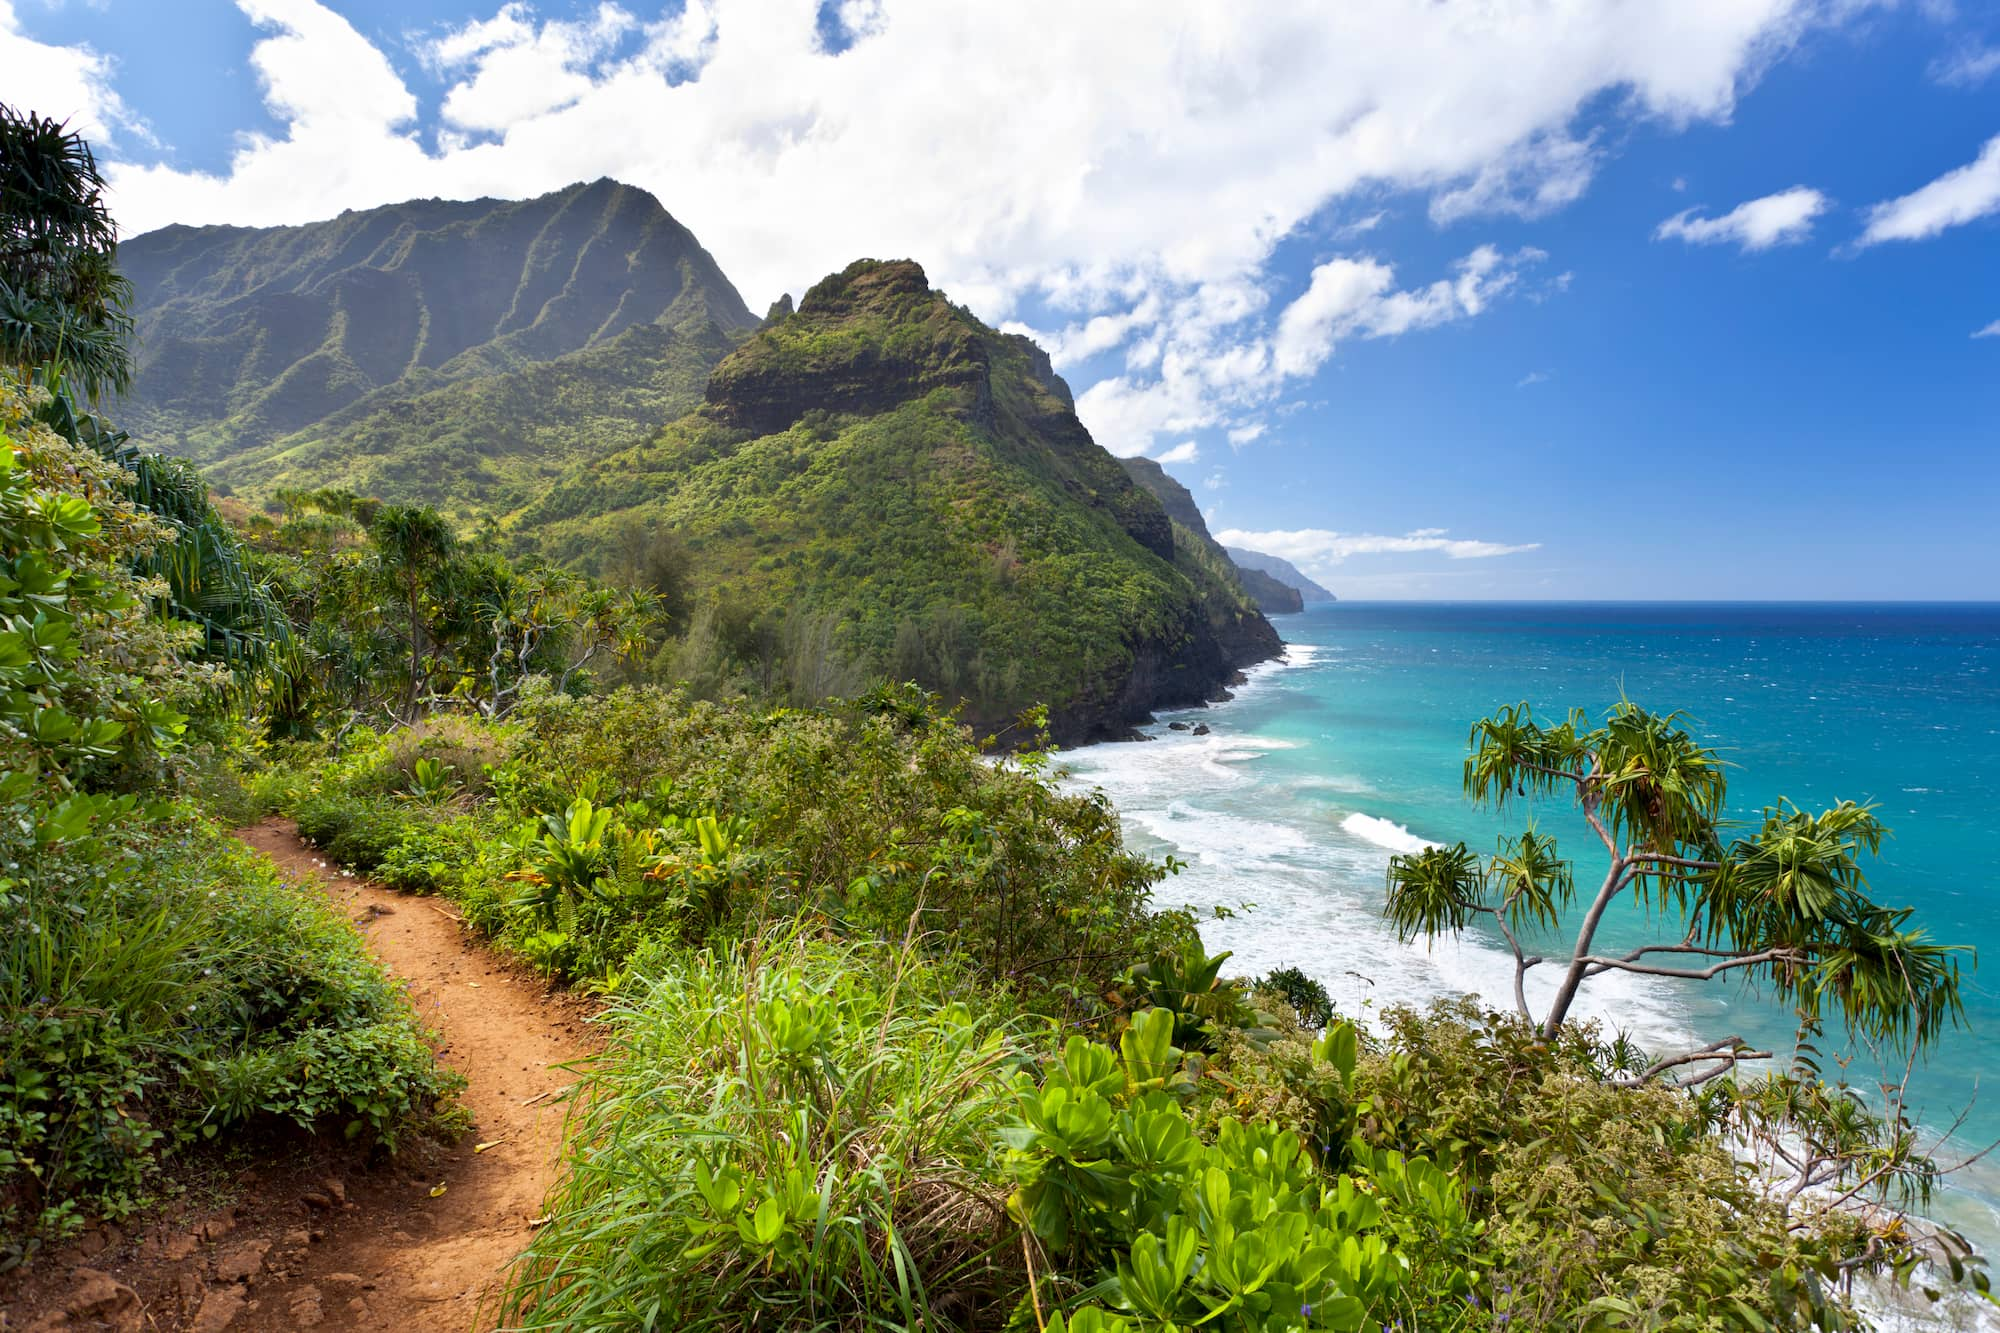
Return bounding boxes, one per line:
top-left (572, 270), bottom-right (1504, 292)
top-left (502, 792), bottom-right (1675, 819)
top-left (1, 820), bottom-right (598, 1333)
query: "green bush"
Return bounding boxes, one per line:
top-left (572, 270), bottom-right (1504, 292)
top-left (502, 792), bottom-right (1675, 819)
top-left (1004, 1010), bottom-right (1476, 1331)
top-left (1210, 998), bottom-right (1871, 1329)
top-left (292, 790), bottom-right (428, 872)
top-left (270, 686), bottom-right (1188, 1010)
top-left (508, 685), bottom-right (1187, 1006)
top-left (1254, 966), bottom-right (1335, 1033)
top-left (379, 714), bottom-right (507, 797)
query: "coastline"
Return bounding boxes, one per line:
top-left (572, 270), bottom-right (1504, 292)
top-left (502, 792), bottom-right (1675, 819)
top-left (1058, 604), bottom-right (2000, 1319)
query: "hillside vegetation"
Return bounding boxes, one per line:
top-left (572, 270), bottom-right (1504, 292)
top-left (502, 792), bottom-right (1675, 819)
top-left (521, 259), bottom-right (1279, 739)
top-left (116, 179), bottom-right (755, 507)
top-left (0, 374), bottom-right (456, 1249)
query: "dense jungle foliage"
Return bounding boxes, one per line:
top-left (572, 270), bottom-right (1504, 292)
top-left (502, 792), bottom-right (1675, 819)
top-left (0, 106), bottom-right (456, 1261)
top-left (0, 373), bottom-right (457, 1255)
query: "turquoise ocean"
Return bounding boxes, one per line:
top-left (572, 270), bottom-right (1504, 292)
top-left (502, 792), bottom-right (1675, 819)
top-left (1058, 602), bottom-right (2000, 1249)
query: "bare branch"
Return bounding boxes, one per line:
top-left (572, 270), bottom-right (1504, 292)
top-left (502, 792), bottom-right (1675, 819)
top-left (1584, 942), bottom-right (1777, 978)
top-left (1481, 905), bottom-right (1542, 1021)
top-left (1613, 1036), bottom-right (1771, 1088)
top-left (1626, 851), bottom-right (1721, 871)
top-left (1578, 946), bottom-right (1799, 983)
top-left (1675, 1051), bottom-right (1772, 1087)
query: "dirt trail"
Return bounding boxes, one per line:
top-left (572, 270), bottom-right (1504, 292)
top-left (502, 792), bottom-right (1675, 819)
top-left (1, 820), bottom-right (597, 1333)
top-left (224, 821), bottom-right (597, 1333)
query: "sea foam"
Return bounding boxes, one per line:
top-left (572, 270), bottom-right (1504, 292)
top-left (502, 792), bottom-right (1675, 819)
top-left (1338, 812), bottom-right (1438, 856)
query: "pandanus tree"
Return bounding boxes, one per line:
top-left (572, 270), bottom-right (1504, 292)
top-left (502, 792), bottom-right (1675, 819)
top-left (1384, 701), bottom-right (1968, 1087)
top-left (0, 103), bottom-right (132, 401)
top-left (369, 504), bottom-right (457, 716)
top-left (3, 110), bottom-right (288, 688)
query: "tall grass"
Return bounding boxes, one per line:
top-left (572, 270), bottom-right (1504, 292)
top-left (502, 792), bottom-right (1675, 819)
top-left (496, 934), bottom-right (1030, 1331)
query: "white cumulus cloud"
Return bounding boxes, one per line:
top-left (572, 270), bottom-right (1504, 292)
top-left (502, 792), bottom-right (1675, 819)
top-left (432, 2), bottom-right (639, 132)
top-left (0, 0), bottom-right (144, 145)
top-left (1655, 185), bottom-right (1828, 250)
top-left (1272, 244), bottom-right (1541, 377)
top-left (1154, 440), bottom-right (1199, 464)
top-left (1857, 132), bottom-right (2000, 246)
top-left (1974, 320), bottom-right (2000, 339)
top-left (1430, 132), bottom-right (1598, 225)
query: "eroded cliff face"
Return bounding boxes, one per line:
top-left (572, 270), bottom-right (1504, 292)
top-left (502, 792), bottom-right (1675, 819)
top-left (704, 261), bottom-right (987, 434)
top-left (1119, 457), bottom-right (1304, 615)
top-left (123, 179), bottom-right (754, 452)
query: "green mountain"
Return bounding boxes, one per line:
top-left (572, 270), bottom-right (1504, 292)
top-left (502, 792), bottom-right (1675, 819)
top-left (1223, 545), bottom-right (1337, 603)
top-left (115, 179), bottom-right (756, 509)
top-left (524, 259), bottom-right (1279, 739)
top-left (1119, 456), bottom-right (1303, 615)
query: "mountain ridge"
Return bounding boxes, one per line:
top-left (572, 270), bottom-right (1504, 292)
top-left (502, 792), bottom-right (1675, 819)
top-left (116, 179), bottom-right (756, 505)
top-left (1225, 545), bottom-right (1337, 603)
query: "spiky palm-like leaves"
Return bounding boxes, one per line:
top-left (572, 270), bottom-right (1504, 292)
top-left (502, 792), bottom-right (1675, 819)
top-left (4, 108), bottom-right (286, 683)
top-left (1385, 700), bottom-right (1967, 1065)
top-left (35, 381), bottom-right (288, 672)
top-left (1383, 842), bottom-right (1485, 942)
top-left (0, 104), bottom-right (132, 401)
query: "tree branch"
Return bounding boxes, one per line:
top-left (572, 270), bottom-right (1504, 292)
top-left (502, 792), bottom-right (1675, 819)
top-left (1578, 946), bottom-right (1798, 982)
top-left (1584, 942), bottom-right (1774, 978)
top-left (1539, 848), bottom-right (1629, 1038)
top-left (1481, 905), bottom-right (1542, 1021)
top-left (1626, 851), bottom-right (1721, 871)
top-left (1613, 1035), bottom-right (1771, 1088)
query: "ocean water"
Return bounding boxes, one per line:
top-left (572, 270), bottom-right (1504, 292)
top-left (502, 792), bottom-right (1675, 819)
top-left (1057, 602), bottom-right (2000, 1249)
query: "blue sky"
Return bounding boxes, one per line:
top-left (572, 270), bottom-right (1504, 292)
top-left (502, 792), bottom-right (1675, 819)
top-left (5, 0), bottom-right (1998, 598)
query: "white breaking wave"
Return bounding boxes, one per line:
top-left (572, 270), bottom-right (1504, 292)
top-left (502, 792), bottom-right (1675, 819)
top-left (1339, 812), bottom-right (1438, 856)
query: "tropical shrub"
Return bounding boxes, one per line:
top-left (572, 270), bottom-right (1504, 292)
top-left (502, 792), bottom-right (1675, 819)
top-left (292, 790), bottom-right (430, 873)
top-left (271, 685), bottom-right (1187, 1008)
top-left (1109, 942), bottom-right (1278, 1053)
top-left (1, 806), bottom-right (461, 1247)
top-left (1209, 998), bottom-right (1877, 1329)
top-left (1004, 1008), bottom-right (1478, 1331)
top-left (1255, 966), bottom-right (1335, 1033)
